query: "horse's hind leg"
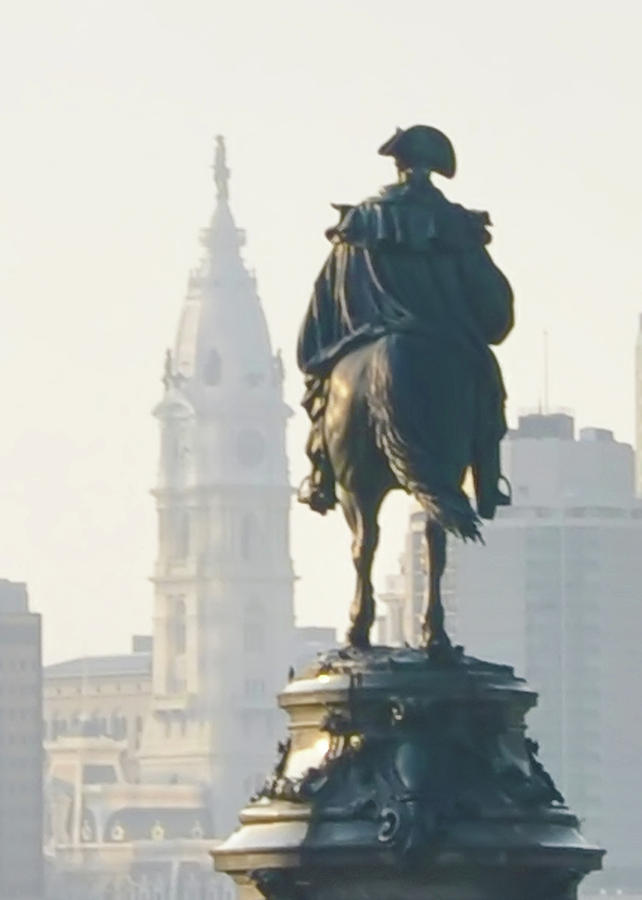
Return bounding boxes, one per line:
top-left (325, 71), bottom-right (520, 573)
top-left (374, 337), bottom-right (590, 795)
top-left (421, 519), bottom-right (453, 657)
top-left (340, 488), bottom-right (383, 649)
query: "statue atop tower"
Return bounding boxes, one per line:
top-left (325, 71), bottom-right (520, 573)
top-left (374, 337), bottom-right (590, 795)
top-left (214, 134), bottom-right (230, 201)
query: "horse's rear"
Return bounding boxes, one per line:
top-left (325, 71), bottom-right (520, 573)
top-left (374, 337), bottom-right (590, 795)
top-left (323, 339), bottom-right (394, 646)
top-left (326, 332), bottom-right (481, 540)
top-left (324, 332), bottom-right (482, 649)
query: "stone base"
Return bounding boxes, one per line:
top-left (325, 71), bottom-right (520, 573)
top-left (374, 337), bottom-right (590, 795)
top-left (213, 646), bottom-right (603, 900)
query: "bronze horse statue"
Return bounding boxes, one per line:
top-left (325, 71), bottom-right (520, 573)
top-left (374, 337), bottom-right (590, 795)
top-left (298, 127), bottom-right (514, 654)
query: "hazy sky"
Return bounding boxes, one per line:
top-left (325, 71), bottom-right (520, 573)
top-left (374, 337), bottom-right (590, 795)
top-left (1, 0), bottom-right (641, 663)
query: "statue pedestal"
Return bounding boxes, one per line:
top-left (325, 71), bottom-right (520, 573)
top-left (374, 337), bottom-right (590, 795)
top-left (213, 647), bottom-right (603, 900)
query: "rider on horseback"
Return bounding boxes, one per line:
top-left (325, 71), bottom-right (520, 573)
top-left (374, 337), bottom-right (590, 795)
top-left (297, 125), bottom-right (513, 532)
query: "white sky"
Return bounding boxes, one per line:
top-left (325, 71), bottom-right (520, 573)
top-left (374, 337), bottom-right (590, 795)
top-left (1, 0), bottom-right (641, 662)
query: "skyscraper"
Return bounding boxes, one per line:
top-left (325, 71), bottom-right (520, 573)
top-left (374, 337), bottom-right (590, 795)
top-left (635, 313), bottom-right (642, 497)
top-left (387, 413), bottom-right (642, 890)
top-left (138, 137), bottom-right (295, 834)
top-left (0, 580), bottom-right (43, 900)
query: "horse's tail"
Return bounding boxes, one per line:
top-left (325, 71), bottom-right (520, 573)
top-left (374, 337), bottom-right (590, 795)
top-left (367, 335), bottom-right (481, 541)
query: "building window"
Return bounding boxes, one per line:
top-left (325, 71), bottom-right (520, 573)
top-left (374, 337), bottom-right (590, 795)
top-left (244, 624), bottom-right (264, 653)
top-left (179, 511), bottom-right (190, 558)
top-left (83, 764), bottom-right (117, 784)
top-left (244, 596), bottom-right (265, 618)
top-left (173, 596), bottom-right (187, 654)
top-left (168, 510), bottom-right (190, 560)
top-left (110, 712), bottom-right (127, 740)
top-left (52, 718), bottom-right (67, 740)
top-left (245, 678), bottom-right (265, 698)
top-left (241, 514), bottom-right (258, 561)
top-left (203, 348), bottom-right (222, 385)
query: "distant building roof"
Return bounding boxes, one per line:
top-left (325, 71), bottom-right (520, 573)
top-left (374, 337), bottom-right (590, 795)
top-left (511, 413), bottom-right (575, 441)
top-left (131, 634), bottom-right (153, 653)
top-left (294, 626), bottom-right (337, 642)
top-left (45, 653), bottom-right (152, 680)
top-left (0, 579), bottom-right (29, 613)
top-left (579, 426), bottom-right (614, 443)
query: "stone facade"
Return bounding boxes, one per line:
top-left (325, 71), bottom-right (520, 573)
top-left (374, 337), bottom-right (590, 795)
top-left (44, 736), bottom-right (232, 900)
top-left (137, 136), bottom-right (295, 832)
top-left (43, 639), bottom-right (152, 756)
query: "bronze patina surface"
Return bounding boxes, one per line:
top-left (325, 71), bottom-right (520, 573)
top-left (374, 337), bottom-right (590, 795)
top-left (297, 126), bottom-right (512, 651)
top-left (212, 127), bottom-right (605, 900)
top-left (214, 648), bottom-right (603, 900)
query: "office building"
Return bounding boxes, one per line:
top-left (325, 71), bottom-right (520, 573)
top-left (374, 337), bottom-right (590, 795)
top-left (0, 580), bottom-right (43, 900)
top-left (384, 413), bottom-right (642, 889)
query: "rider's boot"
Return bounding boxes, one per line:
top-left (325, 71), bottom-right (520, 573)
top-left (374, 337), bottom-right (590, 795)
top-left (473, 455), bottom-right (512, 519)
top-left (297, 465), bottom-right (337, 515)
top-left (299, 376), bottom-right (337, 515)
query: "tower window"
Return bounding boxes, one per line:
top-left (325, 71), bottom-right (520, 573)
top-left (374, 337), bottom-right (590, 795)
top-left (175, 597), bottom-right (186, 655)
top-left (203, 349), bottom-right (222, 385)
top-left (244, 596), bottom-right (265, 618)
top-left (244, 624), bottom-right (264, 653)
top-left (241, 514), bottom-right (258, 561)
top-left (236, 429), bottom-right (266, 467)
top-left (171, 511), bottom-right (190, 559)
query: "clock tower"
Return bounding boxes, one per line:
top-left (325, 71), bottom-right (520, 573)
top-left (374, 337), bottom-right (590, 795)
top-left (138, 137), bottom-right (295, 835)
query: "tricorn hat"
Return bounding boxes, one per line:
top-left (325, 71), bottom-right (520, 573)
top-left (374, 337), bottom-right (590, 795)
top-left (378, 125), bottom-right (456, 178)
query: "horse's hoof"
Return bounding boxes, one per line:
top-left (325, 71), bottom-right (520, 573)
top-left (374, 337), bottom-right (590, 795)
top-left (423, 634), bottom-right (457, 663)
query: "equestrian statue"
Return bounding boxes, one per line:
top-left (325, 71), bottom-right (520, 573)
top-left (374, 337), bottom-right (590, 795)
top-left (297, 125), bottom-right (514, 655)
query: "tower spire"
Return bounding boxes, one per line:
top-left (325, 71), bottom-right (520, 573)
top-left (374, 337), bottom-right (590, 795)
top-left (144, 135), bottom-right (295, 831)
top-left (214, 135), bottom-right (230, 201)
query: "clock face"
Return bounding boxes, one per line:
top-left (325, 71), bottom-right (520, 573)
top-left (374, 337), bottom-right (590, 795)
top-left (236, 428), bottom-right (266, 467)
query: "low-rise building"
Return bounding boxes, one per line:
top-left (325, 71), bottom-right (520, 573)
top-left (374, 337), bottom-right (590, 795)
top-left (43, 636), bottom-right (152, 756)
top-left (44, 734), bottom-right (232, 900)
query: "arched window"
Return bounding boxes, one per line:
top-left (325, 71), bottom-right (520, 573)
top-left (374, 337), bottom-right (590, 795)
top-left (110, 711), bottom-right (127, 740)
top-left (89, 710), bottom-right (101, 737)
top-left (152, 873), bottom-right (165, 900)
top-left (203, 348), bottom-right (222, 385)
top-left (171, 511), bottom-right (189, 559)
